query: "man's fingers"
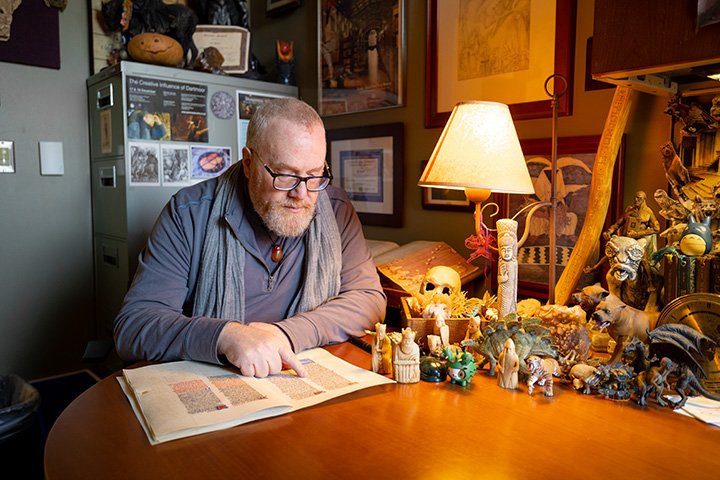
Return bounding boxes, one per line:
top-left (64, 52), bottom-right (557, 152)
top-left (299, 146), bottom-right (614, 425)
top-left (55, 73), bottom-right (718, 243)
top-left (281, 349), bottom-right (307, 377)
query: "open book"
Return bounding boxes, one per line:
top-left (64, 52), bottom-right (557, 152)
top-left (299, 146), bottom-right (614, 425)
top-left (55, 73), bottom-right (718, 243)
top-left (118, 348), bottom-right (394, 445)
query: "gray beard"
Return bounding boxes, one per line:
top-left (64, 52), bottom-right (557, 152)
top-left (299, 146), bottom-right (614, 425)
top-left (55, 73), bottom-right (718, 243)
top-left (248, 172), bottom-right (316, 237)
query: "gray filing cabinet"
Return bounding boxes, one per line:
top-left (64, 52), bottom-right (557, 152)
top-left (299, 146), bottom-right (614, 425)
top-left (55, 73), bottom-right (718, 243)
top-left (87, 61), bottom-right (297, 338)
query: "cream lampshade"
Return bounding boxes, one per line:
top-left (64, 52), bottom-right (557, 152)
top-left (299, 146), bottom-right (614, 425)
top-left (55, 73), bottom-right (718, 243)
top-left (419, 101), bottom-right (535, 261)
top-left (418, 101), bottom-right (534, 204)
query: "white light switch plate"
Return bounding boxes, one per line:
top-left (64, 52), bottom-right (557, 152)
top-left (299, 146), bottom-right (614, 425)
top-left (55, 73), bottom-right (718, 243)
top-left (39, 141), bottom-right (64, 175)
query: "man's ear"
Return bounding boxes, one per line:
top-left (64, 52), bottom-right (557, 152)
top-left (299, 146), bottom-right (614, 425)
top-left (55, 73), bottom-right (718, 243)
top-left (241, 147), bottom-right (252, 175)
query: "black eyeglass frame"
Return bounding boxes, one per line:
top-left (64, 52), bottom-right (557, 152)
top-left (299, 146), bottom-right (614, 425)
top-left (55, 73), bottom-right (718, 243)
top-left (251, 150), bottom-right (333, 192)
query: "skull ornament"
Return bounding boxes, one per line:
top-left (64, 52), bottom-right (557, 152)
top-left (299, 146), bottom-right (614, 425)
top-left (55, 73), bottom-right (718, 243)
top-left (419, 266), bottom-right (461, 301)
top-left (0, 0), bottom-right (22, 42)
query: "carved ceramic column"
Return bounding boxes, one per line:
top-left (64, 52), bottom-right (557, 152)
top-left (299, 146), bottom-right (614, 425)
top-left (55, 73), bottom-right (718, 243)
top-left (497, 218), bottom-right (519, 320)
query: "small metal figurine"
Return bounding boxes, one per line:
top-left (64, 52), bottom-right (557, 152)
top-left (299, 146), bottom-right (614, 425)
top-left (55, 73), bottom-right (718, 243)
top-left (392, 328), bottom-right (420, 384)
top-left (496, 338), bottom-right (519, 390)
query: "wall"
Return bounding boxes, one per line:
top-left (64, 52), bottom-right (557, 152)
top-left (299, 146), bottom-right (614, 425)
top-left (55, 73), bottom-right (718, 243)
top-left (250, 1), bottom-right (672, 289)
top-left (0, 1), bottom-right (94, 379)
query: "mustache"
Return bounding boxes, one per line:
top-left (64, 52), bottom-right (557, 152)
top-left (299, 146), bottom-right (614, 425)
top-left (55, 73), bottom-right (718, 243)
top-left (282, 200), bottom-right (313, 209)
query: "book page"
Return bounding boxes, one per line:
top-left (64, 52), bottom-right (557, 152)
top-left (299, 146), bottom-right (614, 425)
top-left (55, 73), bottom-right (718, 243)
top-left (120, 348), bottom-right (394, 444)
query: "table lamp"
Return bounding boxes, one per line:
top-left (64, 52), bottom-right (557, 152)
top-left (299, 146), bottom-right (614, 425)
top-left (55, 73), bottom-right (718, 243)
top-left (418, 101), bottom-right (535, 261)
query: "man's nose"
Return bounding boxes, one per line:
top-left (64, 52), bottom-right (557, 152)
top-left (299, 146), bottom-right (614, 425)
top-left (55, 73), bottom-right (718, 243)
top-left (289, 181), bottom-right (309, 198)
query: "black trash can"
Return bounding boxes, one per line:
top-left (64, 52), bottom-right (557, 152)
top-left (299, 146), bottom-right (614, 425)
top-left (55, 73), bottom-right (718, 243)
top-left (0, 374), bottom-right (40, 442)
top-left (0, 374), bottom-right (42, 479)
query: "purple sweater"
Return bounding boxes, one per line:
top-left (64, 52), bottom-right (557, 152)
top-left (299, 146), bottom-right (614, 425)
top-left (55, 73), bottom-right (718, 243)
top-left (114, 175), bottom-right (386, 365)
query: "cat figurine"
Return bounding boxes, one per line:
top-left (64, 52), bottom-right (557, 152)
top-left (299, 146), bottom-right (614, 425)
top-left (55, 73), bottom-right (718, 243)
top-left (679, 214), bottom-right (712, 256)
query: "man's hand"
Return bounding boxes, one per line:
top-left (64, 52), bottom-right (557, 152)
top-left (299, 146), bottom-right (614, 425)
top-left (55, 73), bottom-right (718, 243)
top-left (217, 322), bottom-right (307, 378)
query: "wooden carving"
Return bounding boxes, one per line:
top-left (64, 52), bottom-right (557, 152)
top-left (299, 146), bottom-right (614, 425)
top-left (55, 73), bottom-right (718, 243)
top-left (555, 86), bottom-right (635, 305)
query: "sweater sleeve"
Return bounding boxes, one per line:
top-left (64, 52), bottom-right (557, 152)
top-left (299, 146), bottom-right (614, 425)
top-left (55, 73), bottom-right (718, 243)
top-left (113, 187), bottom-right (230, 365)
top-left (274, 188), bottom-right (387, 352)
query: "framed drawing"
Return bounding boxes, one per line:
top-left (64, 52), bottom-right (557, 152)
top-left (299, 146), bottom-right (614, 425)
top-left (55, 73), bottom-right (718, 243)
top-left (318, 0), bottom-right (406, 116)
top-left (498, 135), bottom-right (625, 299)
top-left (425, 0), bottom-right (576, 128)
top-left (326, 123), bottom-right (404, 227)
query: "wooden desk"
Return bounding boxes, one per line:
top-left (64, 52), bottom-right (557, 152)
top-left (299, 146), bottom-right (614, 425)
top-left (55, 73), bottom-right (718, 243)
top-left (45, 341), bottom-right (720, 479)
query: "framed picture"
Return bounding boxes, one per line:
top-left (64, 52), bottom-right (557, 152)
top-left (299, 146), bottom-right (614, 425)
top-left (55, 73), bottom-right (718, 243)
top-left (326, 123), bottom-right (404, 227)
top-left (420, 162), bottom-right (473, 212)
top-left (425, 0), bottom-right (576, 128)
top-left (498, 135), bottom-right (625, 299)
top-left (318, 0), bottom-right (406, 116)
top-left (267, 0), bottom-right (302, 15)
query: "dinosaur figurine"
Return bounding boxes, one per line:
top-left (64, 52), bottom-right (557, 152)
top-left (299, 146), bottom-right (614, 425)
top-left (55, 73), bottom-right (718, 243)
top-left (461, 316), bottom-right (557, 377)
top-left (636, 357), bottom-right (676, 407)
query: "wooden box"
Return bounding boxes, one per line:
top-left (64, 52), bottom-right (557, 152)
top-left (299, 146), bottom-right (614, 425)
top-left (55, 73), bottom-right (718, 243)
top-left (399, 297), bottom-right (470, 346)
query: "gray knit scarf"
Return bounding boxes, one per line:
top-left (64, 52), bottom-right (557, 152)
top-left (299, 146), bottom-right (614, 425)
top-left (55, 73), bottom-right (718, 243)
top-left (193, 163), bottom-right (342, 321)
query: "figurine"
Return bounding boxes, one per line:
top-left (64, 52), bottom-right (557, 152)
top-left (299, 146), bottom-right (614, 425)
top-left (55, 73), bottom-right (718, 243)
top-left (433, 314), bottom-right (450, 348)
top-left (276, 39), bottom-right (295, 85)
top-left (392, 328), bottom-right (420, 384)
top-left (526, 355), bottom-right (560, 397)
top-left (426, 335), bottom-right (443, 357)
top-left (193, 47), bottom-right (226, 74)
top-left (604, 191), bottom-right (660, 258)
top-left (679, 214), bottom-right (713, 256)
top-left (419, 355), bottom-right (447, 382)
top-left (591, 294), bottom-right (660, 364)
top-left (463, 316), bottom-right (482, 343)
top-left (461, 317), bottom-right (557, 377)
top-left (193, 0), bottom-right (249, 27)
top-left (569, 363), bottom-right (599, 394)
top-left (660, 141), bottom-right (692, 197)
top-left (647, 323), bottom-right (720, 408)
top-left (101, 0), bottom-right (199, 67)
top-left (636, 357), bottom-right (676, 407)
top-left (496, 219), bottom-right (518, 320)
top-left (444, 347), bottom-right (477, 387)
top-left (592, 235), bottom-right (659, 312)
top-left (664, 96), bottom-right (718, 135)
top-left (370, 322), bottom-right (392, 375)
top-left (496, 338), bottom-right (519, 389)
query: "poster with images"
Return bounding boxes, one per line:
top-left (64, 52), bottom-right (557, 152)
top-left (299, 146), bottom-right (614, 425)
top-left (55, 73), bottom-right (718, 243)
top-left (236, 91), bottom-right (288, 150)
top-left (191, 146), bottom-right (232, 179)
top-left (161, 145), bottom-right (191, 186)
top-left (126, 76), bottom-right (209, 143)
top-left (129, 142), bottom-right (161, 186)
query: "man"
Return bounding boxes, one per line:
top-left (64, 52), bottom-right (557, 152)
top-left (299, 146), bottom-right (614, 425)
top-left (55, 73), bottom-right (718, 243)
top-left (114, 98), bottom-right (386, 377)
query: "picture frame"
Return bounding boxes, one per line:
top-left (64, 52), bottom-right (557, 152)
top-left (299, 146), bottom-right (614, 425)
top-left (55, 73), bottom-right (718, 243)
top-left (267, 0), bottom-right (302, 16)
top-left (498, 135), bottom-right (625, 299)
top-left (425, 0), bottom-right (576, 128)
top-left (420, 162), bottom-right (473, 212)
top-left (318, 0), bottom-right (406, 116)
top-left (326, 123), bottom-right (404, 227)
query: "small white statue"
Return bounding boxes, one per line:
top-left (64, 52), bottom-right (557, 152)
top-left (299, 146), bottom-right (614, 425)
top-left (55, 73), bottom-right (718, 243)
top-left (393, 328), bottom-right (420, 383)
top-left (497, 218), bottom-right (519, 320)
top-left (433, 313), bottom-right (450, 347)
top-left (426, 335), bottom-right (443, 356)
top-left (496, 338), bottom-right (519, 390)
top-left (464, 316), bottom-right (482, 342)
top-left (371, 322), bottom-right (393, 375)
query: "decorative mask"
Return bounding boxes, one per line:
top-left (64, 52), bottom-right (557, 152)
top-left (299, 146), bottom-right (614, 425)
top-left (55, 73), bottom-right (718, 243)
top-left (0, 0), bottom-right (22, 42)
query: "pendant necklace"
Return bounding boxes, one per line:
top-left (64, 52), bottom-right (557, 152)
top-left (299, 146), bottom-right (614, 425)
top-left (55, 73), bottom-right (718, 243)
top-left (271, 240), bottom-right (284, 262)
top-left (267, 231), bottom-right (285, 262)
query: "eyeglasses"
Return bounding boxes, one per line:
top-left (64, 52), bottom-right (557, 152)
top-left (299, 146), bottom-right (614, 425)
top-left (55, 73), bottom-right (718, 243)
top-left (253, 151), bottom-right (332, 192)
